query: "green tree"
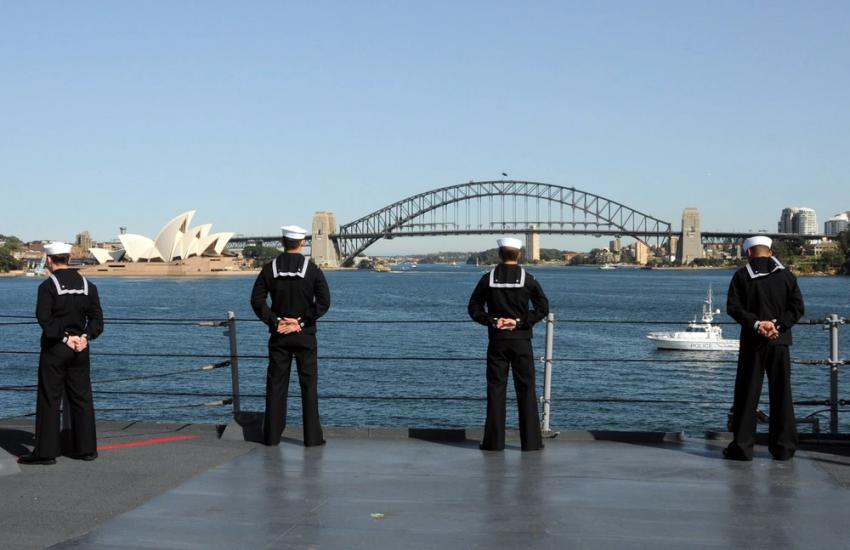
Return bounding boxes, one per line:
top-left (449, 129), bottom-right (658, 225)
top-left (836, 231), bottom-right (850, 275)
top-left (0, 234), bottom-right (24, 272)
top-left (241, 244), bottom-right (280, 268)
top-left (539, 248), bottom-right (563, 261)
top-left (0, 235), bottom-right (23, 251)
top-left (0, 248), bottom-right (22, 272)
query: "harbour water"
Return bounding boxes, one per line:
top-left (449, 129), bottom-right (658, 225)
top-left (1, 265), bottom-right (848, 435)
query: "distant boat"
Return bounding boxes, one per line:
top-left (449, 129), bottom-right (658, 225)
top-left (646, 286), bottom-right (739, 351)
top-left (26, 257), bottom-right (46, 277)
top-left (599, 264), bottom-right (616, 270)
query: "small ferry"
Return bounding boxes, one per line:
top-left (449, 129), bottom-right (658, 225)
top-left (646, 286), bottom-right (739, 351)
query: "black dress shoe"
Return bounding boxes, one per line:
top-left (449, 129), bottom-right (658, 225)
top-left (771, 452), bottom-right (795, 461)
top-left (17, 454), bottom-right (56, 465)
top-left (71, 452), bottom-right (98, 461)
top-left (722, 448), bottom-right (752, 461)
top-left (305, 439), bottom-right (326, 447)
top-left (479, 444), bottom-right (503, 451)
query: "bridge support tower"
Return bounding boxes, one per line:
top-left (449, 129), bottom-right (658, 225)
top-left (311, 212), bottom-right (340, 268)
top-left (676, 208), bottom-right (703, 264)
top-left (526, 225), bottom-right (541, 262)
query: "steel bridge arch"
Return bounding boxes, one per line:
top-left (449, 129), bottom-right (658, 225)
top-left (334, 180), bottom-right (672, 265)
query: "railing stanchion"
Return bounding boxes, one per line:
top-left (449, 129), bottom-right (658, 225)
top-left (225, 311), bottom-right (241, 415)
top-left (541, 312), bottom-right (556, 437)
top-left (826, 314), bottom-right (843, 434)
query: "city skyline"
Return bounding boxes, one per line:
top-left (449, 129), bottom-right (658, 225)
top-left (1, 2), bottom-right (848, 254)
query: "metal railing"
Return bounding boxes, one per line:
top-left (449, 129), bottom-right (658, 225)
top-left (0, 312), bottom-right (847, 435)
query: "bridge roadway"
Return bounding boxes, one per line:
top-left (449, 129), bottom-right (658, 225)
top-left (3, 419), bottom-right (850, 549)
top-left (228, 230), bottom-right (829, 247)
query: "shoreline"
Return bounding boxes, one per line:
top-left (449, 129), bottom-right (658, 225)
top-left (0, 265), bottom-right (357, 279)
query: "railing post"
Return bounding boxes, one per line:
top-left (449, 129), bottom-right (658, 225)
top-left (225, 311), bottom-right (241, 415)
top-left (826, 314), bottom-right (843, 434)
top-left (541, 312), bottom-right (556, 437)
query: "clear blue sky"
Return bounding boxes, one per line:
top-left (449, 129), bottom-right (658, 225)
top-left (1, 1), bottom-right (847, 254)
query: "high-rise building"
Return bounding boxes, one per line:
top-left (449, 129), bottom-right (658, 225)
top-left (634, 241), bottom-right (650, 265)
top-left (796, 208), bottom-right (817, 235)
top-left (75, 231), bottom-right (93, 251)
top-left (676, 208), bottom-right (702, 264)
top-left (825, 212), bottom-right (850, 236)
top-left (778, 207), bottom-right (818, 235)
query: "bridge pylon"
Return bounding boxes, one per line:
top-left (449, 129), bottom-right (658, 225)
top-left (526, 225), bottom-right (541, 262)
top-left (311, 212), bottom-right (340, 268)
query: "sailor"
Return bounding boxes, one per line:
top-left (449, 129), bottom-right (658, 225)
top-left (18, 242), bottom-right (104, 465)
top-left (724, 236), bottom-right (805, 461)
top-left (468, 237), bottom-right (549, 451)
top-left (250, 225), bottom-right (330, 447)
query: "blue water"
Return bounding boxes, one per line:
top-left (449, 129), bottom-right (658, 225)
top-left (1, 266), bottom-right (848, 436)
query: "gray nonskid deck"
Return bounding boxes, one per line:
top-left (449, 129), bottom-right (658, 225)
top-left (55, 436), bottom-right (850, 549)
top-left (0, 420), bottom-right (256, 550)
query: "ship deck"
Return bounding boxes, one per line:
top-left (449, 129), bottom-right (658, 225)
top-left (2, 419), bottom-right (850, 549)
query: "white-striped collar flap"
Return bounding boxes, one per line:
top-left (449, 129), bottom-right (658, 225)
top-left (272, 256), bottom-right (309, 278)
top-left (489, 266), bottom-right (526, 288)
top-left (49, 273), bottom-right (89, 295)
top-left (746, 257), bottom-right (785, 279)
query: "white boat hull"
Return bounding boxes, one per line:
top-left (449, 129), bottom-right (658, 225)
top-left (647, 334), bottom-right (739, 351)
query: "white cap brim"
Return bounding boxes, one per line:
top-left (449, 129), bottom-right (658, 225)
top-left (281, 225), bottom-right (308, 240)
top-left (743, 236), bottom-right (772, 252)
top-left (497, 237), bottom-right (523, 249)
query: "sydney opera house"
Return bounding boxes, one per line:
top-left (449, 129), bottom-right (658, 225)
top-left (82, 211), bottom-right (241, 276)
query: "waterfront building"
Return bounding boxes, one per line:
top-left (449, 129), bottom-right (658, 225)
top-left (83, 211), bottom-right (238, 276)
top-left (633, 241), bottom-right (650, 265)
top-left (812, 240), bottom-right (839, 257)
top-left (778, 207), bottom-right (818, 235)
top-left (676, 208), bottom-right (703, 264)
top-left (825, 212), bottom-right (850, 236)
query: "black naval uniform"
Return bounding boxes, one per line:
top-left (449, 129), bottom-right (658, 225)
top-left (34, 269), bottom-right (103, 459)
top-left (468, 264), bottom-right (549, 451)
top-left (250, 253), bottom-right (330, 446)
top-left (726, 256), bottom-right (805, 460)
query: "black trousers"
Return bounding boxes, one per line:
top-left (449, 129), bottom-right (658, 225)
top-left (264, 334), bottom-right (324, 446)
top-left (481, 339), bottom-right (543, 451)
top-left (34, 342), bottom-right (97, 458)
top-left (727, 344), bottom-right (797, 460)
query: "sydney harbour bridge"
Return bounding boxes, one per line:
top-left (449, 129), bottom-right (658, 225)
top-left (228, 180), bottom-right (825, 267)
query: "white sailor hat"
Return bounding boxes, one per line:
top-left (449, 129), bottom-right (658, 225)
top-left (281, 225), bottom-right (308, 240)
top-left (742, 236), bottom-right (772, 252)
top-left (44, 242), bottom-right (73, 255)
top-left (496, 237), bottom-right (523, 249)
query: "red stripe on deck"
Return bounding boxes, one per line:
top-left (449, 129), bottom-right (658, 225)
top-left (97, 435), bottom-right (199, 451)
